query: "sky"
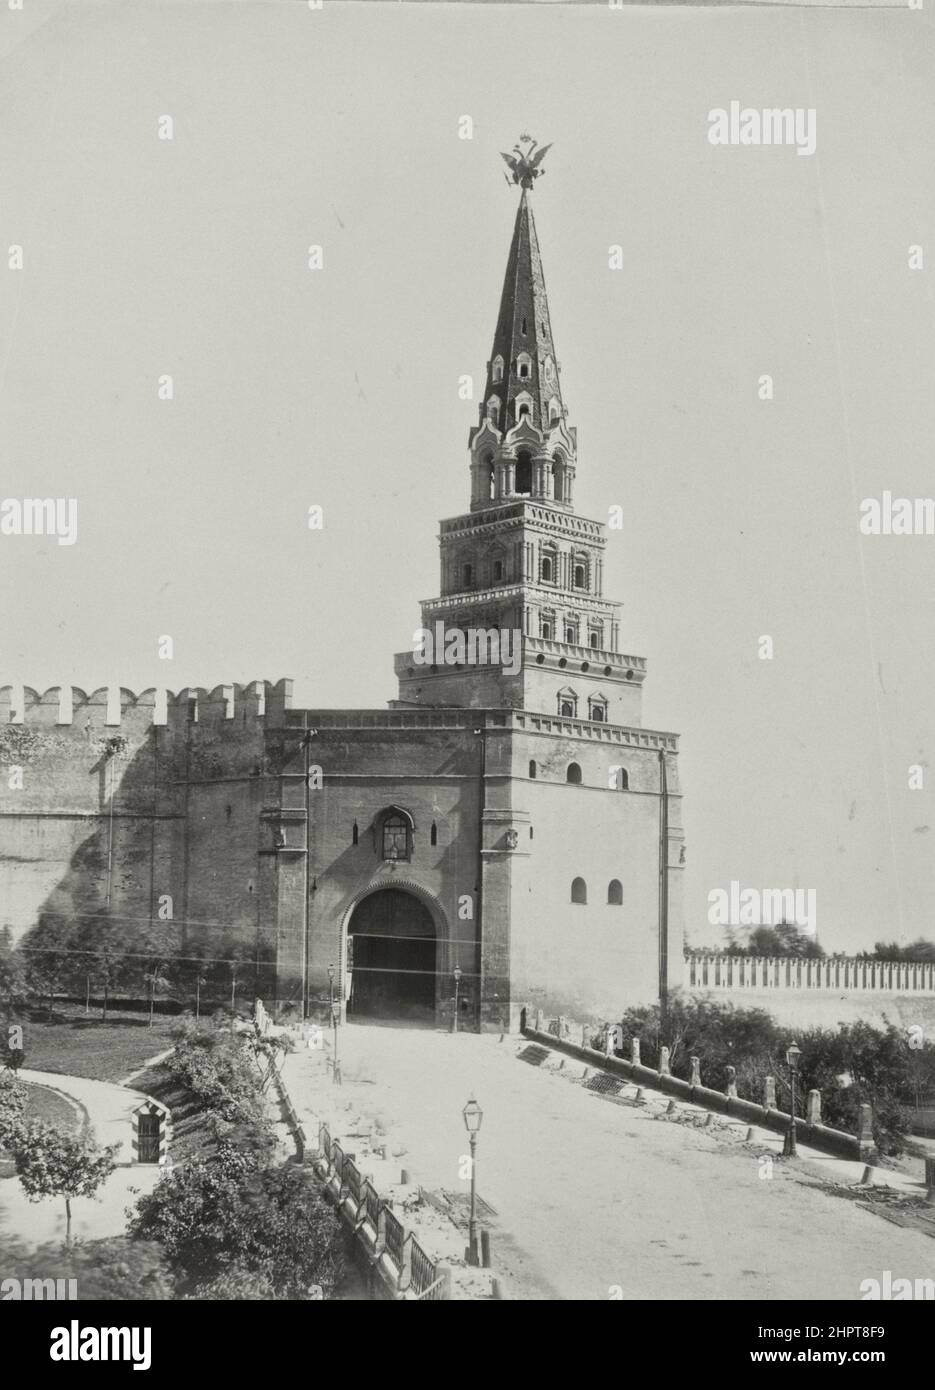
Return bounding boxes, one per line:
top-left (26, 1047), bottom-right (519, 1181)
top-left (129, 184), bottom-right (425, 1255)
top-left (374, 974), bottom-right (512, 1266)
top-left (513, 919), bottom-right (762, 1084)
top-left (1, 0), bottom-right (934, 954)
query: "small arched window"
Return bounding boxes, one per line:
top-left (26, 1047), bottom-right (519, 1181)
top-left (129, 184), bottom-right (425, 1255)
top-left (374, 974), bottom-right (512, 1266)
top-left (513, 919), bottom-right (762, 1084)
top-left (566, 762), bottom-right (582, 784)
top-left (352, 821), bottom-right (358, 845)
top-left (528, 759), bottom-right (537, 779)
top-left (560, 701), bottom-right (574, 718)
top-left (492, 559), bottom-right (503, 583)
top-left (589, 698), bottom-right (607, 723)
top-left (463, 563), bottom-right (473, 587)
top-left (612, 766), bottom-right (629, 791)
top-left (517, 352), bottom-right (532, 380)
top-left (589, 631), bottom-right (600, 650)
top-left (565, 625), bottom-right (578, 645)
top-left (492, 355), bottom-right (504, 384)
top-left (571, 877), bottom-right (587, 904)
top-left (515, 450), bottom-right (532, 495)
top-left (574, 565), bottom-right (586, 589)
top-left (541, 557), bottom-right (553, 583)
top-left (541, 621), bottom-right (552, 639)
top-left (487, 397), bottom-right (500, 428)
top-left (608, 879), bottom-right (623, 905)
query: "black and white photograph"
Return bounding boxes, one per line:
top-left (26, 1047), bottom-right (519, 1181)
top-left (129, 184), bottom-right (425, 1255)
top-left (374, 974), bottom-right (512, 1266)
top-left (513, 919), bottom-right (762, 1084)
top-left (0, 0), bottom-right (934, 1352)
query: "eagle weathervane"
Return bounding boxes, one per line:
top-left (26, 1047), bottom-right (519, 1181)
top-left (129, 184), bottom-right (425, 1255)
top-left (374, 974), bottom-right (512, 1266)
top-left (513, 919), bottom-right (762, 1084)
top-left (501, 134), bottom-right (552, 190)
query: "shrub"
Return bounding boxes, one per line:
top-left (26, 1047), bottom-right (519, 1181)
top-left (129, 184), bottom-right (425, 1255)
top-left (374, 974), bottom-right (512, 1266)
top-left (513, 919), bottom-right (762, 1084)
top-left (612, 996), bottom-right (931, 1155)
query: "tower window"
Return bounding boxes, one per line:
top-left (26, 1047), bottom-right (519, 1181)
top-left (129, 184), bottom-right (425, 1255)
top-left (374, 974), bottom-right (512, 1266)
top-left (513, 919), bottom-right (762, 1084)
top-left (541, 621), bottom-right (552, 639)
top-left (492, 356), bottom-right (504, 384)
top-left (528, 759), bottom-right (537, 779)
top-left (430, 821), bottom-right (438, 846)
top-left (566, 762), bottom-right (582, 783)
top-left (493, 559), bottom-right (503, 582)
top-left (541, 557), bottom-right (553, 583)
top-left (608, 879), bottom-right (623, 906)
top-left (571, 876), bottom-right (587, 904)
top-left (552, 453), bottom-right (565, 503)
top-left (352, 821), bottom-right (358, 845)
top-left (487, 397), bottom-right (500, 428)
top-left (565, 626), bottom-right (578, 645)
top-left (515, 450), bottom-right (532, 495)
top-left (589, 631), bottom-right (600, 650)
top-left (560, 701), bottom-right (574, 718)
top-left (520, 363), bottom-right (529, 378)
top-left (517, 352), bottom-right (532, 381)
top-left (521, 316), bottom-right (527, 334)
top-left (574, 565), bottom-right (586, 589)
top-left (590, 703), bottom-right (605, 723)
top-left (612, 767), bottom-right (629, 791)
top-left (382, 813), bottom-right (411, 861)
top-left (463, 563), bottom-right (473, 587)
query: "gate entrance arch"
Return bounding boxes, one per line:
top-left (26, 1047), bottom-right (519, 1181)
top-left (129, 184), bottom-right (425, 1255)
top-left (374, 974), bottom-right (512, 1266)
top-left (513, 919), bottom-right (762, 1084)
top-left (346, 887), bottom-right (438, 1025)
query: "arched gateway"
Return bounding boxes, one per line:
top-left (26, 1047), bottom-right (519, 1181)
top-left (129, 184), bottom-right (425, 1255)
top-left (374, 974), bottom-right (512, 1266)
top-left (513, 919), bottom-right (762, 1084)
top-left (346, 887), bottom-right (438, 1025)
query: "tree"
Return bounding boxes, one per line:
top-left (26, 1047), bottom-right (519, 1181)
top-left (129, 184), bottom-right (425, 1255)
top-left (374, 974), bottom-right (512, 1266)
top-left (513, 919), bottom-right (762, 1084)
top-left (0, 927), bottom-right (27, 1022)
top-left (7, 1121), bottom-right (119, 1246)
top-left (23, 913), bottom-right (73, 1020)
top-left (74, 909), bottom-right (127, 1022)
top-left (128, 1159), bottom-right (344, 1298)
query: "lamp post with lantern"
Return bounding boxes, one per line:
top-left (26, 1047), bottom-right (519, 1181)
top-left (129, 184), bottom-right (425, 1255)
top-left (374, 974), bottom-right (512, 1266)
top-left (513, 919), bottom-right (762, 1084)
top-left (462, 1095), bottom-right (483, 1265)
top-left (327, 962), bottom-right (341, 1086)
top-left (452, 966), bottom-right (462, 1034)
top-left (783, 1041), bottom-right (801, 1157)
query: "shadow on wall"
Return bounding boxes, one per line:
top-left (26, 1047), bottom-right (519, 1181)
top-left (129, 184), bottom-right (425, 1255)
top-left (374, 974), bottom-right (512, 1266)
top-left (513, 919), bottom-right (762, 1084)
top-left (2, 682), bottom-right (290, 1013)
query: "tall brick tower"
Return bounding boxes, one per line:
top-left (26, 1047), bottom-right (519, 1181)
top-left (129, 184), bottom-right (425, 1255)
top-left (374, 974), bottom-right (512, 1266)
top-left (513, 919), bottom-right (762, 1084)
top-left (394, 140), bottom-right (646, 729)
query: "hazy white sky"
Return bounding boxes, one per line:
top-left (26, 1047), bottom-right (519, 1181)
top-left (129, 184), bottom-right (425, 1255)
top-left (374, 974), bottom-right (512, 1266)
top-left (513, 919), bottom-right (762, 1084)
top-left (1, 0), bottom-right (934, 953)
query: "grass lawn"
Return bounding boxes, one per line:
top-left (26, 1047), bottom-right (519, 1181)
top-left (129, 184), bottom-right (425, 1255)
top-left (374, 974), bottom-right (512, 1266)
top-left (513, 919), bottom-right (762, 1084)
top-left (16, 1004), bottom-right (178, 1083)
top-left (22, 1081), bottom-right (82, 1133)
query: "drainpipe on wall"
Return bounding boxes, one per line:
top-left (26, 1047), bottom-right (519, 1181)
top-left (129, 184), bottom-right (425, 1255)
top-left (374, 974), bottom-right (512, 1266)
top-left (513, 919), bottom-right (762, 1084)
top-left (302, 720), bottom-right (312, 1019)
top-left (474, 717), bottom-right (486, 1031)
top-left (658, 746), bottom-right (669, 1033)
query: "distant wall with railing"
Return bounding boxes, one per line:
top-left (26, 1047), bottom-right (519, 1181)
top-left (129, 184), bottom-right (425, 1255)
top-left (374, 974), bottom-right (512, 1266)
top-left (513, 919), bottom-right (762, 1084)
top-left (683, 953), bottom-right (935, 1030)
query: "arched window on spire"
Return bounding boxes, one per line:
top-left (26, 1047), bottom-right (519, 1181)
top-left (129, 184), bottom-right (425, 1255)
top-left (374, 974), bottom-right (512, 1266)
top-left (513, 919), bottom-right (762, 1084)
top-left (487, 396), bottom-right (501, 428)
top-left (517, 352), bottom-right (532, 381)
top-left (548, 397), bottom-right (561, 426)
top-left (492, 355), bottom-right (504, 384)
top-left (515, 450), bottom-right (532, 496)
top-left (552, 453), bottom-right (565, 503)
top-left (483, 451), bottom-right (495, 500)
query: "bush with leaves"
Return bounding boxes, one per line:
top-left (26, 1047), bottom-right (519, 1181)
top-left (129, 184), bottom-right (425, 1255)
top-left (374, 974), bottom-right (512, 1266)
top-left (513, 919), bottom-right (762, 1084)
top-left (0, 1072), bottom-right (27, 1147)
top-left (165, 1017), bottom-right (269, 1128)
top-left (609, 995), bottom-right (931, 1155)
top-left (128, 1158), bottom-right (344, 1299)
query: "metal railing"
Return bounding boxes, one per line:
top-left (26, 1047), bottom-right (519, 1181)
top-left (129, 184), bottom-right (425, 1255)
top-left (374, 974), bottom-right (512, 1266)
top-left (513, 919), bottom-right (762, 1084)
top-left (384, 1208), bottom-right (406, 1271)
top-left (410, 1238), bottom-right (439, 1298)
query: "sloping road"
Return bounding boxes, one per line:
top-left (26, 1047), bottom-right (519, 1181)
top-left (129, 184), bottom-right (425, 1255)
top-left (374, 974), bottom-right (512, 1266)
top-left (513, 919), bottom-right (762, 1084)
top-left (284, 1026), bottom-right (935, 1301)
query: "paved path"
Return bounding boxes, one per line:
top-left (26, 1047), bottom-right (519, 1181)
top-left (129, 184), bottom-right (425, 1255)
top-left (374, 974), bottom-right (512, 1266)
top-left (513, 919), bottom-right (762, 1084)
top-left (0, 1071), bottom-right (162, 1248)
top-left (283, 1026), bottom-right (935, 1301)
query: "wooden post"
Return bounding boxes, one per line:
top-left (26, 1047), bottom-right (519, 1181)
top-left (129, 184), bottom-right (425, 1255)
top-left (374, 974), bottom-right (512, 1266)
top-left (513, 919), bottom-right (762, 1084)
top-left (631, 1037), bottom-right (641, 1065)
top-left (764, 1076), bottom-right (776, 1110)
top-left (725, 1066), bottom-right (738, 1098)
top-left (659, 1046), bottom-right (671, 1075)
top-left (689, 1056), bottom-right (701, 1086)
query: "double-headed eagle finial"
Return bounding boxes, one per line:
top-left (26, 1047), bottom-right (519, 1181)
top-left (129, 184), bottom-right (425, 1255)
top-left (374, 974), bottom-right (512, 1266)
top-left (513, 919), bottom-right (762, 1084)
top-left (500, 134), bottom-right (552, 190)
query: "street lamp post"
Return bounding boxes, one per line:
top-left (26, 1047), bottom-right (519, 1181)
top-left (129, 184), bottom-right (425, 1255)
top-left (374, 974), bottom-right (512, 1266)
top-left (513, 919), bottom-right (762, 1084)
top-left (783, 1041), bottom-right (801, 1157)
top-left (452, 966), bottom-right (462, 1034)
top-left (462, 1095), bottom-right (483, 1266)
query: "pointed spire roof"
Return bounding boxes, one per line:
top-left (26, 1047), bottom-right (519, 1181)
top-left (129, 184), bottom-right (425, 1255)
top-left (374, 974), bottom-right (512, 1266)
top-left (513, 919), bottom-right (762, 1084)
top-left (481, 188), bottom-right (565, 437)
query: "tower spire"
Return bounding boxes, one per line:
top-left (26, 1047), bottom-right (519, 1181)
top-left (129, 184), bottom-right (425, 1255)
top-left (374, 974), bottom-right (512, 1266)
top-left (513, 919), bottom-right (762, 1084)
top-left (469, 138), bottom-right (575, 508)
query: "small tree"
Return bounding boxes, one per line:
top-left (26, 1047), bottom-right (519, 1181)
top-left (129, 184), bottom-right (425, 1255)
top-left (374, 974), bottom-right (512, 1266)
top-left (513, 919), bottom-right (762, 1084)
top-left (8, 1121), bottom-right (120, 1246)
top-left (0, 927), bottom-right (27, 1023)
top-left (24, 914), bottom-right (73, 1021)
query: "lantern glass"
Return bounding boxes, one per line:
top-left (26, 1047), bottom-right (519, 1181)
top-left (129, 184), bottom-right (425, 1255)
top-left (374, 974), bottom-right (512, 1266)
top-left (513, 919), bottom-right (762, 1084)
top-left (462, 1095), bottom-right (483, 1135)
top-left (786, 1042), bottom-right (801, 1072)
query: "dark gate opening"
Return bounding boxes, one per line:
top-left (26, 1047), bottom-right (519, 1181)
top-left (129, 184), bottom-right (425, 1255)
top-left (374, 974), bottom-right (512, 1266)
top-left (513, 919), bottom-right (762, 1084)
top-left (137, 1112), bottom-right (161, 1164)
top-left (347, 888), bottom-right (437, 1026)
